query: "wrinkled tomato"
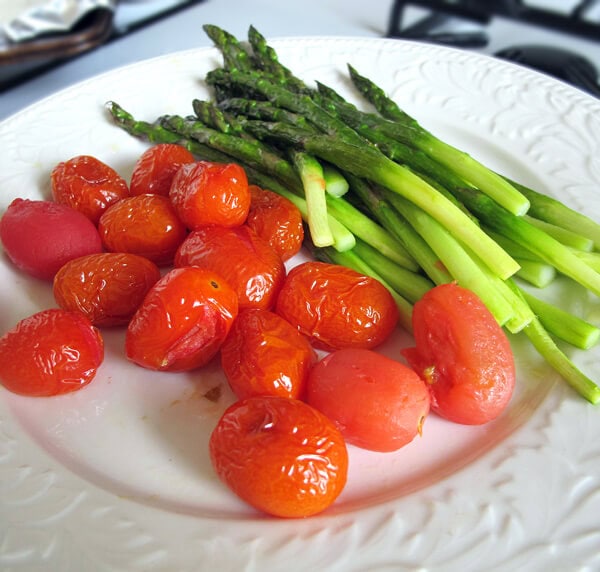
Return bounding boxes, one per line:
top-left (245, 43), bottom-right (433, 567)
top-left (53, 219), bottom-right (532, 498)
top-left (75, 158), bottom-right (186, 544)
top-left (0, 309), bottom-right (104, 396)
top-left (401, 283), bottom-right (515, 425)
top-left (307, 348), bottom-right (430, 452)
top-left (175, 224), bottom-right (285, 310)
top-left (245, 185), bottom-right (304, 261)
top-left (209, 396), bottom-right (348, 518)
top-left (98, 193), bottom-right (187, 265)
top-left (126, 266), bottom-right (238, 372)
top-left (169, 161), bottom-right (250, 229)
top-left (129, 143), bottom-right (195, 196)
top-left (53, 252), bottom-right (161, 327)
top-left (0, 198), bottom-right (103, 281)
top-left (51, 155), bottom-right (129, 223)
top-left (276, 261), bottom-right (398, 351)
top-left (220, 308), bottom-right (317, 400)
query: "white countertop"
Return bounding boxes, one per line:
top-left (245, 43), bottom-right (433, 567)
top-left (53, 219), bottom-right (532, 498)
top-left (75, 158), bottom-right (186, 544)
top-left (2, 0), bottom-right (600, 122)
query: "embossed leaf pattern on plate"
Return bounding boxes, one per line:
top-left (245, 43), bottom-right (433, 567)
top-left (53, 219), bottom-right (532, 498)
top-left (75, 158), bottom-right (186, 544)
top-left (1, 38), bottom-right (600, 571)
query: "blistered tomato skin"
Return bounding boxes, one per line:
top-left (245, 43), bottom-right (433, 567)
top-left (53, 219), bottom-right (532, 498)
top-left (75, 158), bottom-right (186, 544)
top-left (245, 185), bottom-right (304, 261)
top-left (53, 252), bottom-right (161, 327)
top-left (126, 266), bottom-right (238, 372)
top-left (220, 308), bottom-right (317, 400)
top-left (0, 309), bottom-right (104, 397)
top-left (276, 261), bottom-right (399, 351)
top-left (169, 161), bottom-right (250, 229)
top-left (51, 155), bottom-right (129, 223)
top-left (209, 396), bottom-right (348, 518)
top-left (401, 283), bottom-right (516, 425)
top-left (175, 225), bottom-right (285, 310)
top-left (307, 348), bottom-right (430, 452)
top-left (0, 198), bottom-right (103, 280)
top-left (129, 144), bottom-right (195, 197)
top-left (98, 194), bottom-right (187, 266)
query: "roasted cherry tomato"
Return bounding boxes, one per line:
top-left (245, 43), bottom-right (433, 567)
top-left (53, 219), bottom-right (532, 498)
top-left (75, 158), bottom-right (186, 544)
top-left (401, 283), bottom-right (516, 425)
top-left (126, 266), bottom-right (238, 372)
top-left (0, 309), bottom-right (104, 396)
top-left (220, 308), bottom-right (317, 400)
top-left (169, 161), bottom-right (250, 229)
top-left (0, 198), bottom-right (103, 281)
top-left (53, 252), bottom-right (161, 327)
top-left (98, 194), bottom-right (187, 266)
top-left (129, 143), bottom-right (195, 197)
top-left (175, 224), bottom-right (285, 310)
top-left (276, 261), bottom-right (398, 351)
top-left (307, 348), bottom-right (430, 452)
top-left (209, 396), bottom-right (348, 518)
top-left (245, 185), bottom-right (304, 261)
top-left (51, 155), bottom-right (129, 223)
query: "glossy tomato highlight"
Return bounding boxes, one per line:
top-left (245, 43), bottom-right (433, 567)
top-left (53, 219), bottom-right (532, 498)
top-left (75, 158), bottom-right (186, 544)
top-left (0, 309), bottom-right (104, 396)
top-left (98, 194), bottom-right (187, 266)
top-left (402, 283), bottom-right (516, 425)
top-left (126, 266), bottom-right (238, 372)
top-left (175, 224), bottom-right (285, 310)
top-left (307, 348), bottom-right (430, 452)
top-left (53, 252), bottom-right (161, 327)
top-left (129, 143), bottom-right (195, 196)
top-left (276, 261), bottom-right (399, 351)
top-left (245, 185), bottom-right (304, 261)
top-left (209, 396), bottom-right (348, 518)
top-left (51, 155), bottom-right (129, 223)
top-left (169, 161), bottom-right (250, 229)
top-left (220, 308), bottom-right (317, 400)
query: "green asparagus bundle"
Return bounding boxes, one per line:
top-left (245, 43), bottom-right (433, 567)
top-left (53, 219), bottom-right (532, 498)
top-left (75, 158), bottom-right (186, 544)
top-left (106, 24), bottom-right (600, 404)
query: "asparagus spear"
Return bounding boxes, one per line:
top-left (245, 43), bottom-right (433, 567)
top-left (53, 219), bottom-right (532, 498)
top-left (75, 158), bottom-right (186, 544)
top-left (330, 67), bottom-right (529, 215)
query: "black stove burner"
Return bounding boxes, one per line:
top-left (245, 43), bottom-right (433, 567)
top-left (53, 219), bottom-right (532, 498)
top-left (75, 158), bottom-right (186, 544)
top-left (388, 0), bottom-right (600, 44)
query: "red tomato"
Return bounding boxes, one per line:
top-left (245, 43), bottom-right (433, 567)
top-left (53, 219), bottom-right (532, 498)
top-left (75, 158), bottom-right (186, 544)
top-left (53, 253), bottom-right (161, 327)
top-left (401, 283), bottom-right (515, 425)
top-left (209, 396), bottom-right (348, 518)
top-left (129, 143), bottom-right (195, 197)
top-left (51, 155), bottom-right (129, 223)
top-left (175, 225), bottom-right (285, 310)
top-left (245, 185), bottom-right (304, 261)
top-left (98, 194), bottom-right (187, 265)
top-left (0, 198), bottom-right (103, 281)
top-left (307, 348), bottom-right (430, 452)
top-left (0, 309), bottom-right (104, 396)
top-left (220, 308), bottom-right (317, 400)
top-left (276, 261), bottom-right (398, 351)
top-left (126, 266), bottom-right (238, 372)
top-left (169, 161), bottom-right (250, 229)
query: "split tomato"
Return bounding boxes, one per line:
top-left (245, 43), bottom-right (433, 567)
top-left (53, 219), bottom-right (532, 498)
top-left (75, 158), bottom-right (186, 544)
top-left (275, 261), bottom-right (399, 350)
top-left (169, 161), bottom-right (250, 229)
top-left (126, 266), bottom-right (238, 372)
top-left (220, 308), bottom-right (317, 400)
top-left (209, 396), bottom-right (348, 518)
top-left (53, 252), bottom-right (161, 327)
top-left (51, 155), bottom-right (129, 224)
top-left (175, 224), bottom-right (285, 310)
top-left (0, 309), bottom-right (104, 396)
top-left (307, 348), bottom-right (430, 452)
top-left (245, 185), bottom-right (304, 261)
top-left (98, 194), bottom-right (187, 266)
top-left (129, 143), bottom-right (195, 196)
top-left (401, 283), bottom-right (516, 425)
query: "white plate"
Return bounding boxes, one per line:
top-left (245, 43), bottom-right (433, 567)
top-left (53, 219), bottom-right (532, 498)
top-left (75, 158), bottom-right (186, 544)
top-left (1, 37), bottom-right (600, 571)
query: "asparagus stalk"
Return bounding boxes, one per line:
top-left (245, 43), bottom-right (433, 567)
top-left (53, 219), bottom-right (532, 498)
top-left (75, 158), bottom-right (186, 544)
top-left (343, 65), bottom-right (530, 216)
top-left (245, 119), bottom-right (520, 280)
top-left (453, 185), bottom-right (600, 297)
